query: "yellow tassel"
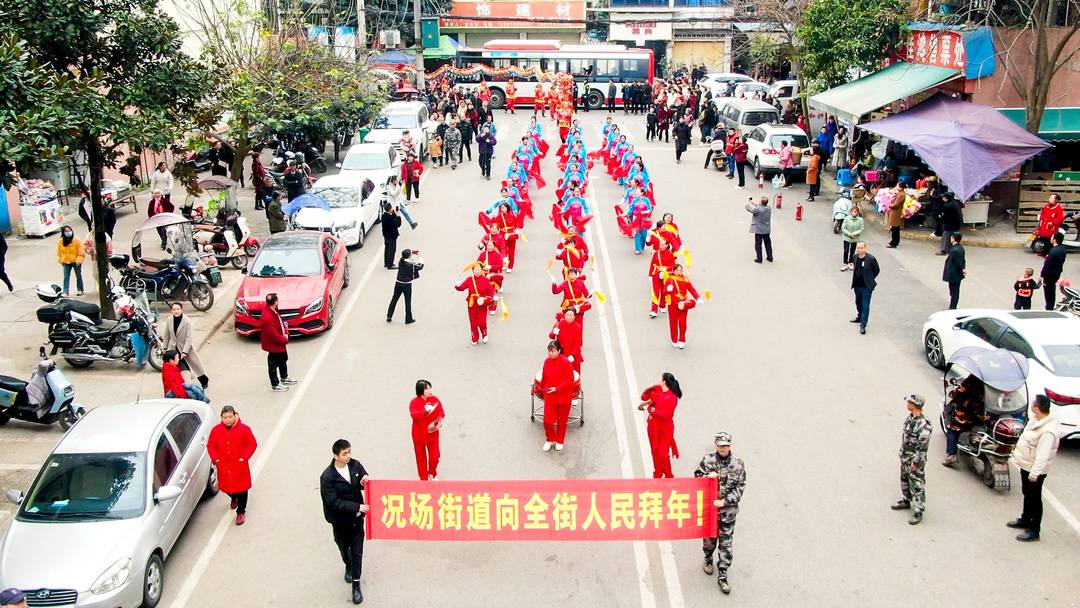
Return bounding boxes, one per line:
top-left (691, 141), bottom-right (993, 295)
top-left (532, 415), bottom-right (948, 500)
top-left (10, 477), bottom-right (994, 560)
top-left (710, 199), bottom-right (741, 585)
top-left (680, 249), bottom-right (693, 268)
top-left (660, 270), bottom-right (669, 281)
top-left (519, 231), bottom-right (528, 243)
top-left (500, 298), bottom-right (510, 320)
top-left (590, 255), bottom-right (597, 270)
top-left (460, 261), bottom-right (480, 274)
top-left (704, 290), bottom-right (712, 301)
top-left (595, 290), bottom-right (607, 304)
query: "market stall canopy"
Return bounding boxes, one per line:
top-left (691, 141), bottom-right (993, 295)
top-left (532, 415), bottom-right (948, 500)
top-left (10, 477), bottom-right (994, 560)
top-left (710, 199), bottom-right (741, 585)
top-left (808, 62), bottom-right (961, 125)
top-left (369, 49), bottom-right (416, 65)
top-left (859, 95), bottom-right (1051, 201)
top-left (998, 107), bottom-right (1080, 142)
top-left (424, 35), bottom-right (460, 60)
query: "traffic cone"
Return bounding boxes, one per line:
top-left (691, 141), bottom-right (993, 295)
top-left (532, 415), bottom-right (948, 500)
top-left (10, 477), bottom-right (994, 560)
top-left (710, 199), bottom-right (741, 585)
top-left (757, 173), bottom-right (764, 189)
top-left (795, 201), bottom-right (804, 221)
top-left (775, 193), bottom-right (783, 209)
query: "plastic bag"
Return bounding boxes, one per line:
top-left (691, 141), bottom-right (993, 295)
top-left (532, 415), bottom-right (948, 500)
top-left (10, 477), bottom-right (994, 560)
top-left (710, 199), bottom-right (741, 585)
top-left (771, 175), bottom-right (782, 189)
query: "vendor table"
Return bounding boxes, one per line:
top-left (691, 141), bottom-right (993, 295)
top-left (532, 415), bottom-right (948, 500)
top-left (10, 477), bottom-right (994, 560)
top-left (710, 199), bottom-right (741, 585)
top-left (962, 197), bottom-right (991, 227)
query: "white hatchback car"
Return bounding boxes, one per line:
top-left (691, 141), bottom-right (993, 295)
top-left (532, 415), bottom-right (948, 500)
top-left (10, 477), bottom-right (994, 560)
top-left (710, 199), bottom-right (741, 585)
top-left (0, 400), bottom-right (217, 608)
top-left (922, 309), bottom-right (1080, 440)
top-left (300, 171), bottom-right (385, 248)
top-left (744, 124), bottom-right (811, 177)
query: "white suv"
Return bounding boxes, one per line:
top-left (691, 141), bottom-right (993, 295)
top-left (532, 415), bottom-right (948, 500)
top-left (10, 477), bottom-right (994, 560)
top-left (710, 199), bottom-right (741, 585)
top-left (744, 123), bottom-right (811, 178)
top-left (363, 101), bottom-right (429, 160)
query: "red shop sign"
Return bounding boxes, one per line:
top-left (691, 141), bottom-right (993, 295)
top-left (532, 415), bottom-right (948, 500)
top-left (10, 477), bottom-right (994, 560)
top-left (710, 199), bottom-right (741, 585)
top-left (905, 30), bottom-right (966, 71)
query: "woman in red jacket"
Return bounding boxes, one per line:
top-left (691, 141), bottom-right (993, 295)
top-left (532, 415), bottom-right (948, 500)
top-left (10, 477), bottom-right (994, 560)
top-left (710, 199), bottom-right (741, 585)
top-left (400, 152), bottom-right (424, 202)
top-left (539, 340), bottom-right (577, 452)
top-left (260, 293), bottom-right (294, 391)
top-left (638, 372), bottom-right (682, 478)
top-left (664, 264), bottom-right (702, 349)
top-left (409, 379), bottom-right (445, 480)
top-left (161, 350), bottom-right (188, 399)
top-left (207, 405), bottom-right (258, 525)
top-left (549, 306), bottom-right (583, 372)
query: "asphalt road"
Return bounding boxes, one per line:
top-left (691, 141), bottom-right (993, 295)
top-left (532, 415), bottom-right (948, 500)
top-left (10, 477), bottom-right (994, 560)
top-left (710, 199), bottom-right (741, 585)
top-left (1, 110), bottom-right (1078, 607)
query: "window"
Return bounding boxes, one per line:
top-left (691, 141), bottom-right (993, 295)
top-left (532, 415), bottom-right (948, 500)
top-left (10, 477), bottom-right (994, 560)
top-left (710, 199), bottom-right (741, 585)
top-left (595, 59), bottom-right (618, 78)
top-left (18, 452), bottom-right (147, 521)
top-left (742, 111), bottom-right (779, 127)
top-left (749, 128), bottom-right (765, 142)
top-left (964, 317), bottom-right (1006, 344)
top-left (153, 433), bottom-right (180, 491)
top-left (770, 134), bottom-right (809, 148)
top-left (388, 147), bottom-right (398, 165)
top-left (996, 328), bottom-right (1035, 360)
top-left (570, 59), bottom-right (585, 74)
top-left (776, 85), bottom-right (793, 97)
top-left (166, 412), bottom-right (202, 455)
top-left (323, 238), bottom-right (335, 267)
top-left (621, 59), bottom-right (646, 80)
top-left (1043, 345), bottom-right (1080, 377)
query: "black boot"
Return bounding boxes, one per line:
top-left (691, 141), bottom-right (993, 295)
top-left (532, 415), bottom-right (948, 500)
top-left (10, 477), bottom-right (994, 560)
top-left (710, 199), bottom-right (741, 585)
top-left (717, 570), bottom-right (730, 594)
top-left (344, 568), bottom-right (352, 583)
top-left (352, 582), bottom-right (364, 604)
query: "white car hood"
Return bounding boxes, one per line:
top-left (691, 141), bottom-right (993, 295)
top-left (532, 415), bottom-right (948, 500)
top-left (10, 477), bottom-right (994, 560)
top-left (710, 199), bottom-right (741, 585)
top-left (0, 517), bottom-right (141, 590)
top-left (364, 129), bottom-right (406, 144)
top-left (293, 207), bottom-right (352, 231)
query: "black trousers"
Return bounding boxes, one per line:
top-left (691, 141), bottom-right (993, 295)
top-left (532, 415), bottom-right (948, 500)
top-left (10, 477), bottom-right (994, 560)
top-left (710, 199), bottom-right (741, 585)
top-left (581, 96), bottom-right (589, 111)
top-left (607, 98), bottom-right (615, 112)
top-left (1044, 279), bottom-right (1058, 310)
top-left (809, 181), bottom-right (821, 198)
top-left (646, 124), bottom-right (656, 140)
top-left (387, 282), bottom-right (414, 322)
top-left (332, 520), bottom-right (365, 583)
top-left (754, 234), bottom-right (773, 262)
top-left (1019, 469), bottom-right (1047, 533)
top-left (843, 241), bottom-right (857, 264)
top-left (889, 226), bottom-right (901, 247)
top-left (736, 160), bottom-right (747, 187)
top-left (675, 142), bottom-right (687, 161)
top-left (384, 237), bottom-right (397, 268)
top-left (229, 490), bottom-right (249, 514)
top-left (479, 153), bottom-right (492, 178)
top-left (405, 180), bottom-right (419, 201)
top-left (1015, 296), bottom-right (1032, 310)
top-left (948, 281), bottom-right (961, 309)
top-left (0, 249), bottom-right (11, 291)
top-left (658, 127), bottom-right (669, 143)
top-left (267, 351), bottom-right (288, 387)
top-left (460, 140), bottom-right (472, 161)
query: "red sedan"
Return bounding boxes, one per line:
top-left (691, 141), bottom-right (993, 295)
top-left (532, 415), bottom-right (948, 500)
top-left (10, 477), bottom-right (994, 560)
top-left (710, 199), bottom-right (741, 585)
top-left (234, 231), bottom-right (350, 336)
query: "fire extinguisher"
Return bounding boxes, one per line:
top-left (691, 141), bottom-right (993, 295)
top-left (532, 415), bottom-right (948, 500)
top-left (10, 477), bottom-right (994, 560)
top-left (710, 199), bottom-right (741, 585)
top-left (758, 173), bottom-right (764, 189)
top-left (795, 201), bottom-right (804, 221)
top-left (775, 193), bottom-right (783, 210)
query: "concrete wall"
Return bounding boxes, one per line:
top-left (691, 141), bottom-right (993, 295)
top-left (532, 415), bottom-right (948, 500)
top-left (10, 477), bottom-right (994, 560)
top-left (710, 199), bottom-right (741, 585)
top-left (970, 26), bottom-right (1080, 108)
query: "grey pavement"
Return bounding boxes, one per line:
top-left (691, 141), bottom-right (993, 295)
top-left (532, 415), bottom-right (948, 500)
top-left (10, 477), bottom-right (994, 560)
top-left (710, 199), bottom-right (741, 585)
top-left (1, 112), bottom-right (1078, 608)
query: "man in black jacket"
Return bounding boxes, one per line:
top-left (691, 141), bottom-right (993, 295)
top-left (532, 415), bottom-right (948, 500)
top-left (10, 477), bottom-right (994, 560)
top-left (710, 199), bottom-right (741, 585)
top-left (673, 117), bottom-right (692, 163)
top-left (387, 249), bottom-right (424, 324)
top-left (320, 439), bottom-right (370, 605)
top-left (936, 193), bottom-right (964, 255)
top-left (1041, 232), bottom-right (1067, 310)
top-left (381, 203), bottom-right (402, 269)
top-left (621, 83), bottom-right (631, 114)
top-left (607, 82), bottom-right (616, 112)
top-left (850, 241), bottom-right (880, 335)
top-left (942, 233), bottom-right (966, 309)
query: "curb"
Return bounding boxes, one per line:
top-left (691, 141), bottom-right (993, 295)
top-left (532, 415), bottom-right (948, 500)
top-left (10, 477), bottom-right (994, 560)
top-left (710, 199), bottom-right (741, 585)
top-left (862, 206), bottom-right (1027, 250)
top-left (195, 273), bottom-right (243, 351)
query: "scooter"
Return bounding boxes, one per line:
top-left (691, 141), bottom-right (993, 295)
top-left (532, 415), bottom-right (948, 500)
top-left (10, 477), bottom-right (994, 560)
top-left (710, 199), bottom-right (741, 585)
top-left (1031, 211), bottom-right (1080, 254)
top-left (193, 209), bottom-right (259, 269)
top-left (1055, 282), bottom-right (1080, 314)
top-left (0, 348), bottom-right (86, 431)
top-left (832, 189), bottom-right (853, 234)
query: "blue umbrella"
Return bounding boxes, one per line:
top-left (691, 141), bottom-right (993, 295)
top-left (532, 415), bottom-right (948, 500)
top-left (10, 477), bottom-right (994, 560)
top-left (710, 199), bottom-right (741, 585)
top-left (282, 193), bottom-right (331, 217)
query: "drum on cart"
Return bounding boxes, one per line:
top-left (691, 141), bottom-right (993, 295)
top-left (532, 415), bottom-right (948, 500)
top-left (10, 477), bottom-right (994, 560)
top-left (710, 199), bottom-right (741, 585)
top-left (529, 371), bottom-right (584, 426)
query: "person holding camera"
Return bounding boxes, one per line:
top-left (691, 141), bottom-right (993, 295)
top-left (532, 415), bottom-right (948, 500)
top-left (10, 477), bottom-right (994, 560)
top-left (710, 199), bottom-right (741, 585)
top-left (381, 202), bottom-right (403, 270)
top-left (387, 249), bottom-right (424, 324)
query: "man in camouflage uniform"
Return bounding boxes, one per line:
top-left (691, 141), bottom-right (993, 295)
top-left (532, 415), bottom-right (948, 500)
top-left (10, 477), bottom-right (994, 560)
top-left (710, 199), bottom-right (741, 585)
top-left (694, 431), bottom-right (746, 594)
top-left (892, 394), bottom-right (932, 525)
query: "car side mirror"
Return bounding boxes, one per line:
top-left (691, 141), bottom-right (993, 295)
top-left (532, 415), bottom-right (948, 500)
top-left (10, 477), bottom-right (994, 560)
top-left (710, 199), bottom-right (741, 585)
top-left (952, 322), bottom-right (963, 330)
top-left (6, 489), bottom-right (23, 505)
top-left (155, 485), bottom-right (182, 503)
top-left (335, 162), bottom-right (342, 169)
top-left (326, 262), bottom-right (336, 272)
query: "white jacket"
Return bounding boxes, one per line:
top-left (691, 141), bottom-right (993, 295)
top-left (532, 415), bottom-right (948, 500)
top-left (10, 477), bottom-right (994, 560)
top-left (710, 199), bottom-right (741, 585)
top-left (148, 169), bottom-right (174, 196)
top-left (1010, 412), bottom-right (1061, 476)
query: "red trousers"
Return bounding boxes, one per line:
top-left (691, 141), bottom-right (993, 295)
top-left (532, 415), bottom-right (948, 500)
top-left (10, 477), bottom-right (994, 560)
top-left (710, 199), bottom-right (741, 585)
top-left (506, 238), bottom-right (517, 269)
top-left (559, 126), bottom-right (569, 143)
top-left (413, 435), bottom-right (440, 480)
top-left (650, 275), bottom-right (665, 313)
top-left (467, 305), bottom-right (488, 342)
top-left (543, 395), bottom-right (572, 443)
top-left (507, 98), bottom-right (516, 112)
top-left (651, 443), bottom-right (673, 478)
top-left (668, 301), bottom-right (695, 342)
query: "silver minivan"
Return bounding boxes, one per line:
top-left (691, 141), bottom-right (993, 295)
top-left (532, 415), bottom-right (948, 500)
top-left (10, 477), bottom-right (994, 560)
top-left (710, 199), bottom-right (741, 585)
top-left (717, 99), bottom-right (781, 133)
top-left (0, 400), bottom-right (217, 608)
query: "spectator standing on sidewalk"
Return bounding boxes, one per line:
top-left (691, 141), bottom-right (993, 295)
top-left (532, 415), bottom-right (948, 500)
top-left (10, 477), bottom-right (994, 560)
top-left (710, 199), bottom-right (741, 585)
top-left (935, 192), bottom-right (964, 255)
top-left (1040, 233), bottom-right (1067, 310)
top-left (162, 301), bottom-right (210, 388)
top-left (732, 135), bottom-right (749, 188)
top-left (148, 162), bottom-right (174, 199)
top-left (400, 152), bottom-right (424, 203)
top-left (56, 226), bottom-right (84, 296)
top-left (266, 192), bottom-right (287, 234)
top-left (1008, 394), bottom-right (1061, 542)
top-left (476, 125), bottom-right (497, 180)
top-left (942, 233), bottom-right (966, 310)
top-left (891, 394), bottom-right (931, 525)
top-left (885, 183), bottom-right (907, 248)
top-left (850, 241), bottom-right (879, 335)
top-left (744, 196), bottom-right (772, 264)
top-left (260, 293), bottom-right (296, 392)
top-left (673, 116), bottom-right (692, 164)
top-left (207, 405), bottom-right (257, 526)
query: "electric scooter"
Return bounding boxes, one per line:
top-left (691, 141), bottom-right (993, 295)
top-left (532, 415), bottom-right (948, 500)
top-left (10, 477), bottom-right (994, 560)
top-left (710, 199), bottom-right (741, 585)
top-left (0, 348), bottom-right (86, 430)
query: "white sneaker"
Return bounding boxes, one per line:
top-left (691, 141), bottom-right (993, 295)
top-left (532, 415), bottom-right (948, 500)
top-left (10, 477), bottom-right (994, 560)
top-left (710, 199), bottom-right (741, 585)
top-left (677, 342), bottom-right (686, 349)
top-left (555, 443), bottom-right (564, 452)
top-left (281, 378), bottom-right (298, 385)
top-left (506, 268), bottom-right (513, 274)
top-left (428, 474), bottom-right (437, 480)
top-left (543, 442), bottom-right (554, 452)
top-left (848, 263), bottom-right (855, 270)
top-left (672, 342), bottom-right (679, 348)
top-left (482, 334), bottom-right (488, 344)
top-left (272, 385), bottom-right (289, 392)
top-left (470, 340), bottom-right (478, 345)
top-left (661, 308), bottom-right (667, 314)
top-left (840, 264), bottom-right (849, 271)
top-left (649, 311), bottom-right (658, 318)
top-left (489, 309), bottom-right (495, 315)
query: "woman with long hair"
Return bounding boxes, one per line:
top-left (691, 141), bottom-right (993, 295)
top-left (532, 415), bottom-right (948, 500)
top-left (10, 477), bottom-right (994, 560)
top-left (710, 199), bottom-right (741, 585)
top-left (409, 379), bottom-right (445, 480)
top-left (639, 372), bottom-right (682, 478)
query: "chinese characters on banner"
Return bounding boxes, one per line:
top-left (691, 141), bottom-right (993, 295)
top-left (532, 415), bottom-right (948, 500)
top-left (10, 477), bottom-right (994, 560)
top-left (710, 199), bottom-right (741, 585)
top-left (608, 18), bottom-right (672, 42)
top-left (905, 30), bottom-right (966, 71)
top-left (441, 1), bottom-right (586, 30)
top-left (366, 478), bottom-right (717, 541)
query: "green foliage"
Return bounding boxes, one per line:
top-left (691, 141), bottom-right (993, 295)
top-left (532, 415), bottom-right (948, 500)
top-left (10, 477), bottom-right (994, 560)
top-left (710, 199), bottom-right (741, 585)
top-left (796, 0), bottom-right (909, 93)
top-left (749, 34), bottom-right (783, 68)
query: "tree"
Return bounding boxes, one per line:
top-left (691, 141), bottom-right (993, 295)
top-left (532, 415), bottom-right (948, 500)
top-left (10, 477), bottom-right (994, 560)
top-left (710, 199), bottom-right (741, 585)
top-left (748, 34), bottom-right (783, 81)
top-left (0, 0), bottom-right (211, 315)
top-left (797, 0), bottom-right (909, 91)
top-left (175, 0), bottom-right (387, 181)
top-left (734, 0), bottom-right (811, 117)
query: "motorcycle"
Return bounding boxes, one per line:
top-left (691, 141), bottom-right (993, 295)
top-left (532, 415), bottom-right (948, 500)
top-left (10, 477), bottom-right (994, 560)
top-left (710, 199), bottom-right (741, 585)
top-left (36, 284), bottom-right (164, 371)
top-left (1055, 281), bottom-right (1080, 314)
top-left (939, 347), bottom-right (1028, 492)
top-left (1030, 211), bottom-right (1080, 254)
top-left (0, 348), bottom-right (86, 430)
top-left (193, 209), bottom-right (260, 269)
top-left (709, 138), bottom-right (727, 171)
top-left (112, 253), bottom-right (215, 311)
top-left (832, 189), bottom-right (853, 234)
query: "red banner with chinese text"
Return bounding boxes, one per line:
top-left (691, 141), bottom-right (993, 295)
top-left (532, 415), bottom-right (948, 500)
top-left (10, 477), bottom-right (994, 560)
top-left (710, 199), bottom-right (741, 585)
top-left (366, 478), bottom-right (716, 541)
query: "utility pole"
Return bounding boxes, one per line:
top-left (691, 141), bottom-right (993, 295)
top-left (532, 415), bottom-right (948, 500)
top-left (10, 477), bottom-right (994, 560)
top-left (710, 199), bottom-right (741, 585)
top-left (413, 0), bottom-right (425, 89)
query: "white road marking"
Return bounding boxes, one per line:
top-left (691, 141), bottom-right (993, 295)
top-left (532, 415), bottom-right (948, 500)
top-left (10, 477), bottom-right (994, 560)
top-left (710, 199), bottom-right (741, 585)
top-left (586, 221), bottom-right (657, 608)
top-left (169, 225), bottom-right (385, 608)
top-left (587, 187), bottom-right (686, 608)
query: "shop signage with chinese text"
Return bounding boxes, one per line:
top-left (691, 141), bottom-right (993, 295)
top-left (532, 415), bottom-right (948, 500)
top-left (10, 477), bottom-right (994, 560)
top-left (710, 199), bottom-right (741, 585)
top-left (609, 15), bottom-right (673, 42)
top-left (441, 1), bottom-right (586, 30)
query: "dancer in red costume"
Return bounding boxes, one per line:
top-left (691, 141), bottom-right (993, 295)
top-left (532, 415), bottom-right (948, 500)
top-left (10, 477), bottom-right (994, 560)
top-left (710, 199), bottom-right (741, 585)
top-left (663, 264), bottom-right (702, 349)
top-left (638, 372), bottom-right (682, 478)
top-left (549, 306), bottom-right (583, 372)
top-left (455, 265), bottom-right (496, 345)
top-left (409, 379), bottom-right (445, 480)
top-left (538, 340), bottom-right (576, 452)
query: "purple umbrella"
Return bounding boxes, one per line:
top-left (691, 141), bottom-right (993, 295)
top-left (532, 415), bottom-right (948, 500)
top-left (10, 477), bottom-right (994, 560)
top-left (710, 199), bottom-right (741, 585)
top-left (859, 95), bottom-right (1050, 201)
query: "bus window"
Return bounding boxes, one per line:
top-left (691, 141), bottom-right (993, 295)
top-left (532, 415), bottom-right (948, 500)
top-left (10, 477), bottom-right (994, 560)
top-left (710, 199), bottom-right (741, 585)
top-left (517, 59), bottom-right (540, 82)
top-left (569, 59), bottom-right (586, 75)
top-left (622, 59), bottom-right (646, 80)
top-left (596, 59), bottom-right (618, 79)
top-left (492, 59), bottom-right (511, 69)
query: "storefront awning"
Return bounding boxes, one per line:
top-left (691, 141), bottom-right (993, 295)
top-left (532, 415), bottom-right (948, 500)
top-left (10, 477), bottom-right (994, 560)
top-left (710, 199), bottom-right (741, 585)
top-left (424, 35), bottom-right (461, 60)
top-left (998, 108), bottom-right (1080, 142)
top-left (808, 62), bottom-right (961, 124)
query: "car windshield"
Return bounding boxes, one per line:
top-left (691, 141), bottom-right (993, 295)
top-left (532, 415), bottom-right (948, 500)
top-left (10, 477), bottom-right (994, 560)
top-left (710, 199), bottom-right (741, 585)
top-left (373, 113), bottom-right (418, 129)
top-left (744, 111), bottom-right (778, 126)
top-left (341, 152), bottom-right (389, 171)
top-left (252, 247), bottom-right (323, 277)
top-left (770, 134), bottom-right (810, 149)
top-left (311, 187), bottom-right (361, 208)
top-left (18, 452), bottom-right (146, 521)
top-left (1043, 345), bottom-right (1080, 377)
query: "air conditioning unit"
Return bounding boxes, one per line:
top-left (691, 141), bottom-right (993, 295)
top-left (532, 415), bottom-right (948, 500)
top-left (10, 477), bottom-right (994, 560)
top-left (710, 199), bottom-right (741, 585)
top-left (379, 30), bottom-right (401, 47)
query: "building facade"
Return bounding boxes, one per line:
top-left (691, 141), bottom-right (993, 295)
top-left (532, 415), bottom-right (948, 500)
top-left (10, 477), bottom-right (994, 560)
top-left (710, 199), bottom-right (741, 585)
top-left (607, 0), bottom-right (734, 75)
